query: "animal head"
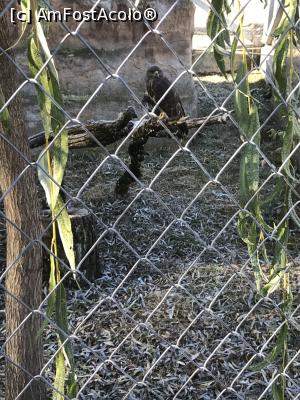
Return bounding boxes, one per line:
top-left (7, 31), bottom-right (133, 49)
top-left (146, 65), bottom-right (163, 80)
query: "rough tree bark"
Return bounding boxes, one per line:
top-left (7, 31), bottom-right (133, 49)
top-left (0, 3), bottom-right (45, 400)
top-left (29, 106), bottom-right (138, 149)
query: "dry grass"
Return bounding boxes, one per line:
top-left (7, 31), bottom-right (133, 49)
top-left (0, 73), bottom-right (299, 399)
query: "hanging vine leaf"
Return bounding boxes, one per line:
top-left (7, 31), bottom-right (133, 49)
top-left (234, 61), bottom-right (250, 127)
top-left (273, 0), bottom-right (298, 96)
top-left (55, 283), bottom-right (77, 396)
top-left (235, 61), bottom-right (263, 287)
top-left (0, 87), bottom-right (11, 132)
top-left (207, 0), bottom-right (230, 77)
top-left (230, 9), bottom-right (265, 289)
top-left (47, 253), bottom-right (57, 319)
top-left (205, 0), bottom-right (299, 396)
top-left (272, 0), bottom-right (298, 38)
top-left (27, 1), bottom-right (77, 396)
top-left (54, 195), bottom-right (76, 273)
top-left (47, 68), bottom-right (69, 210)
top-left (273, 35), bottom-right (289, 97)
top-left (28, 20), bottom-right (68, 210)
top-left (251, 323), bottom-right (288, 371)
top-left (53, 349), bottom-right (65, 400)
top-left (230, 25), bottom-right (241, 78)
top-left (28, 37), bottom-right (52, 139)
top-left (281, 111), bottom-right (299, 181)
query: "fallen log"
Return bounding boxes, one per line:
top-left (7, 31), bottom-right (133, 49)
top-left (29, 107), bottom-right (138, 149)
top-left (28, 109), bottom-right (232, 149)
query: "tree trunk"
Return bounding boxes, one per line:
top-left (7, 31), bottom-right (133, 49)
top-left (0, 3), bottom-right (45, 399)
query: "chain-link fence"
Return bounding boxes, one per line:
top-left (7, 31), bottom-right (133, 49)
top-left (0, 0), bottom-right (300, 399)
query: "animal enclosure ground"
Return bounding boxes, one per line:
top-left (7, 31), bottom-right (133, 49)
top-left (0, 72), bottom-right (299, 399)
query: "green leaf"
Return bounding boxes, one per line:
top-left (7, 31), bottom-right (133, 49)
top-left (238, 214), bottom-right (263, 290)
top-left (230, 25), bottom-right (241, 78)
top-left (235, 59), bottom-right (261, 215)
top-left (255, 199), bottom-right (273, 233)
top-left (273, 35), bottom-right (289, 96)
top-left (272, 0), bottom-right (297, 38)
top-left (0, 87), bottom-right (11, 132)
top-left (281, 111), bottom-right (298, 180)
top-left (207, 0), bottom-right (223, 39)
top-left (56, 283), bottom-right (68, 345)
top-left (56, 283), bottom-right (75, 371)
top-left (213, 46), bottom-right (227, 78)
top-left (223, 0), bottom-right (231, 14)
top-left (207, 9), bottom-right (218, 39)
top-left (54, 195), bottom-right (76, 273)
top-left (262, 272), bottom-right (282, 296)
top-left (67, 371), bottom-right (78, 398)
top-left (53, 348), bottom-right (65, 400)
top-left (295, 7), bottom-right (300, 43)
top-left (273, 219), bottom-right (289, 270)
top-left (53, 281), bottom-right (77, 397)
top-left (251, 323), bottom-right (288, 371)
top-left (35, 16), bottom-right (58, 81)
top-left (235, 44), bottom-right (266, 290)
top-left (261, 177), bottom-right (284, 207)
top-left (272, 381), bottom-right (285, 400)
top-left (37, 152), bottom-right (51, 206)
top-left (47, 253), bottom-right (57, 319)
top-left (234, 62), bottom-right (250, 135)
top-left (206, 0), bottom-right (230, 78)
top-left (28, 37), bottom-right (52, 139)
top-left (46, 66), bottom-right (68, 208)
top-left (29, 36), bottom-right (68, 210)
top-left (289, 187), bottom-right (300, 228)
top-left (28, 4), bottom-right (77, 398)
top-left (261, 216), bottom-right (289, 296)
top-left (238, 105), bottom-right (260, 208)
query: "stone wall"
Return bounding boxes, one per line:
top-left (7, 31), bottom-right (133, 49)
top-left (16, 0), bottom-right (197, 135)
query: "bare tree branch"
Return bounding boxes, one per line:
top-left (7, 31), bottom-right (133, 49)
top-left (28, 109), bottom-right (232, 150)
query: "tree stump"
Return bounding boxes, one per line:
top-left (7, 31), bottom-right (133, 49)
top-left (41, 207), bottom-right (101, 286)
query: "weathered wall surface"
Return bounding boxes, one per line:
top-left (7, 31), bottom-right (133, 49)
top-left (16, 0), bottom-right (197, 136)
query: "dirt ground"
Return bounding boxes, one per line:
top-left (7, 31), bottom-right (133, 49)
top-left (0, 72), bottom-right (300, 399)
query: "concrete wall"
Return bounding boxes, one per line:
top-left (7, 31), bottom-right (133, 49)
top-left (15, 0), bottom-right (197, 136)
